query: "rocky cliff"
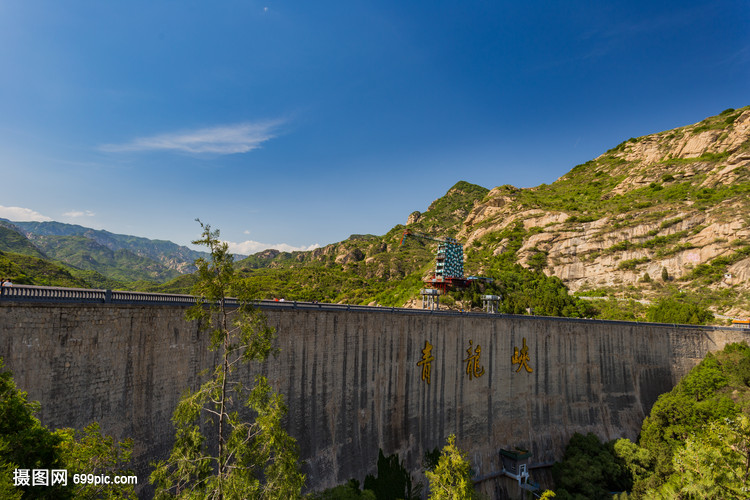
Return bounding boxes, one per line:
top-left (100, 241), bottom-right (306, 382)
top-left (457, 107), bottom-right (750, 318)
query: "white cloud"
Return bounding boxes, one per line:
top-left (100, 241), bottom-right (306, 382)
top-left (0, 206), bottom-right (52, 222)
top-left (101, 120), bottom-right (284, 155)
top-left (225, 239), bottom-right (321, 255)
top-left (63, 210), bottom-right (95, 217)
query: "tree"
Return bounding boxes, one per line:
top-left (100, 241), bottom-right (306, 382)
top-left (363, 449), bottom-right (421, 500)
top-left (0, 359), bottom-right (134, 500)
top-left (648, 415), bottom-right (750, 499)
top-left (625, 343), bottom-right (750, 496)
top-left (613, 439), bottom-right (651, 487)
top-left (55, 423), bottom-right (136, 499)
top-left (551, 433), bottom-right (630, 499)
top-left (645, 297), bottom-right (714, 325)
top-left (150, 221), bottom-right (305, 500)
top-left (425, 435), bottom-right (479, 500)
top-left (0, 358), bottom-right (69, 499)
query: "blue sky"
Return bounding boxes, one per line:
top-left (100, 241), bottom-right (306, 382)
top-left (1, 1), bottom-right (748, 254)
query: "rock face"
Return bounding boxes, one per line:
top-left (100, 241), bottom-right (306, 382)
top-left (335, 247), bottom-right (365, 264)
top-left (457, 107), bottom-right (750, 316)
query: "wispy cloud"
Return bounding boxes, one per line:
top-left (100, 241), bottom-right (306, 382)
top-left (101, 120), bottom-right (284, 155)
top-left (0, 206), bottom-right (52, 222)
top-left (63, 210), bottom-right (95, 218)
top-left (225, 239), bottom-right (321, 255)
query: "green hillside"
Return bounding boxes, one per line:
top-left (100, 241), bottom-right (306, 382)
top-left (29, 235), bottom-right (181, 283)
top-left (0, 250), bottom-right (89, 287)
top-left (0, 224), bottom-right (46, 258)
top-left (0, 219), bottom-right (205, 287)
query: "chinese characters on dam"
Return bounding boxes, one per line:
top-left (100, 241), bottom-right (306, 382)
top-left (417, 340), bottom-right (435, 384)
top-left (416, 337), bottom-right (533, 384)
top-left (512, 337), bottom-right (534, 373)
top-left (463, 340), bottom-right (485, 379)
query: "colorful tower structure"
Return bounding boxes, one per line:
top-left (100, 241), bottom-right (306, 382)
top-left (435, 237), bottom-right (463, 280)
top-left (400, 231), bottom-right (469, 293)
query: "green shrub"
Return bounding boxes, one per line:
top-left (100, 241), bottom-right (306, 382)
top-left (646, 297), bottom-right (714, 325)
top-left (364, 449), bottom-right (421, 500)
top-left (617, 257), bottom-right (649, 271)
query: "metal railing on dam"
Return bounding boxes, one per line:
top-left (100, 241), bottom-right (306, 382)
top-left (0, 284), bottom-right (201, 306)
top-left (0, 284), bottom-right (464, 315)
top-left (1, 284), bottom-right (747, 332)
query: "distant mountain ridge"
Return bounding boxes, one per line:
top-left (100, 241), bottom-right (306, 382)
top-left (1, 219), bottom-right (208, 274)
top-left (0, 219), bottom-right (214, 286)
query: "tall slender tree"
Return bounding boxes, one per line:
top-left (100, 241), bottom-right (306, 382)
top-left (425, 435), bottom-right (479, 500)
top-left (151, 221), bottom-right (305, 500)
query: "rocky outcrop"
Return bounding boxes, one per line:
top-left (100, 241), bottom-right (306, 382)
top-left (335, 247), bottom-right (365, 264)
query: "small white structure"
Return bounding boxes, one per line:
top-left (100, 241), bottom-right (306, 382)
top-left (420, 288), bottom-right (440, 310)
top-left (482, 294), bottom-right (501, 313)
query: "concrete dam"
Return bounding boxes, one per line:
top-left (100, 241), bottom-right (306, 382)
top-left (1, 286), bottom-right (748, 496)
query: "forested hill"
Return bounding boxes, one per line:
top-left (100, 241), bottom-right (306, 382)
top-left (2, 219), bottom-right (208, 274)
top-left (0, 220), bottom-right (208, 288)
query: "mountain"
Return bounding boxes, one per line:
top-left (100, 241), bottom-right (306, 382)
top-left (2, 107), bottom-right (748, 321)
top-left (216, 107), bottom-right (749, 320)
top-left (457, 106), bottom-right (750, 318)
top-left (1, 220), bottom-right (208, 274)
top-left (0, 220), bottom-right (206, 286)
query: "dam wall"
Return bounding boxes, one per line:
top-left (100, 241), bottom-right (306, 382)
top-left (1, 299), bottom-right (748, 495)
